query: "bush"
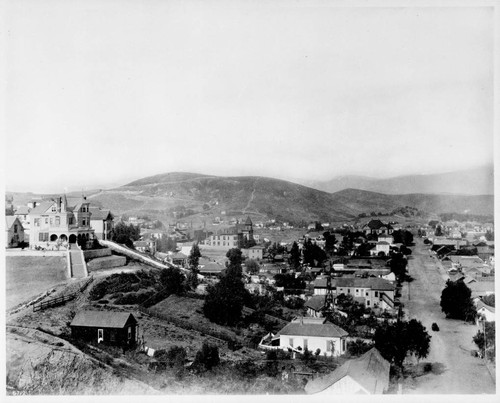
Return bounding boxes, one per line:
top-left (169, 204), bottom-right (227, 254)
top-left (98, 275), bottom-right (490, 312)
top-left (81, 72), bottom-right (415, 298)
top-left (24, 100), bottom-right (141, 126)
top-left (89, 282), bottom-right (108, 300)
top-left (193, 342), bottom-right (220, 371)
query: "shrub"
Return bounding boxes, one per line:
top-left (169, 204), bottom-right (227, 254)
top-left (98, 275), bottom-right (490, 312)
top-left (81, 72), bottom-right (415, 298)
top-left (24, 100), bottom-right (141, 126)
top-left (193, 342), bottom-right (220, 371)
top-left (89, 282), bottom-right (108, 300)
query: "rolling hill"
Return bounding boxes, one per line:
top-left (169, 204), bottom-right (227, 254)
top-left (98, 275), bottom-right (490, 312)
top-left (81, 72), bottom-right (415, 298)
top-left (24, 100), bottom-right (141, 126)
top-left (8, 172), bottom-right (494, 225)
top-left (303, 165), bottom-right (494, 195)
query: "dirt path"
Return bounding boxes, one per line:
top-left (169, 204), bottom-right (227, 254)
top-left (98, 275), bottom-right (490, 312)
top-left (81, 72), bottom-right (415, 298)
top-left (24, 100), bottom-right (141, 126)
top-left (243, 187), bottom-right (256, 213)
top-left (400, 239), bottom-right (495, 394)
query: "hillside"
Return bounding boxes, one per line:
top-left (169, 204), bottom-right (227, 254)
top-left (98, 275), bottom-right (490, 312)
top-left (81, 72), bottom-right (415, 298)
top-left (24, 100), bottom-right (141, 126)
top-left (305, 165), bottom-right (494, 195)
top-left (8, 172), bottom-right (494, 225)
top-left (331, 189), bottom-right (494, 218)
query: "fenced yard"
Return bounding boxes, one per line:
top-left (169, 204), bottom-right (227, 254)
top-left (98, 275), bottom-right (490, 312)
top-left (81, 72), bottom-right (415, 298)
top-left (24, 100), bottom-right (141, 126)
top-left (6, 256), bottom-right (69, 310)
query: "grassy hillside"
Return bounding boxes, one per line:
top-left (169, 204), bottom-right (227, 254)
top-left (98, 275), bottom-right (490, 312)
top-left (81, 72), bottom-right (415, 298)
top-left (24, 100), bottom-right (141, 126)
top-left (8, 172), bottom-right (494, 225)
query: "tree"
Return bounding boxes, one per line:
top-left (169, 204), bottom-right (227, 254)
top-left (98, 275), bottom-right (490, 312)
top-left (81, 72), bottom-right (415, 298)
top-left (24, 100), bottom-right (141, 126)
top-left (440, 279), bottom-right (476, 321)
top-left (274, 274), bottom-right (306, 295)
top-left (434, 225), bottom-right (443, 237)
top-left (111, 222), bottom-right (141, 248)
top-left (159, 267), bottom-right (185, 295)
top-left (226, 248), bottom-right (243, 277)
top-left (203, 272), bottom-right (249, 325)
top-left (193, 342), bottom-right (220, 371)
top-left (323, 232), bottom-right (336, 257)
top-left (473, 321), bottom-right (495, 359)
top-left (288, 241), bottom-right (301, 270)
top-left (245, 259), bottom-right (260, 274)
top-left (188, 244), bottom-right (201, 269)
top-left (374, 319), bottom-right (431, 368)
top-left (390, 253), bottom-right (408, 283)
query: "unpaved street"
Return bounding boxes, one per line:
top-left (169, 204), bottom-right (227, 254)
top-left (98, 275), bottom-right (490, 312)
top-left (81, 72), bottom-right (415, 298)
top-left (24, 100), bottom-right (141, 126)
top-left (400, 238), bottom-right (495, 394)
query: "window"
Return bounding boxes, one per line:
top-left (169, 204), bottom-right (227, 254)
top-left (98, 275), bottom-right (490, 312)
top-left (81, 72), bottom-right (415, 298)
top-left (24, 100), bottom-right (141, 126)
top-left (326, 340), bottom-right (335, 352)
top-left (375, 291), bottom-right (379, 297)
top-left (50, 218), bottom-right (53, 225)
top-left (367, 300), bottom-right (370, 306)
top-left (342, 339), bottom-right (346, 351)
top-left (34, 218), bottom-right (40, 227)
top-left (55, 216), bottom-right (60, 226)
top-left (366, 292), bottom-right (369, 297)
top-left (289, 338), bottom-right (294, 347)
top-left (128, 327), bottom-right (132, 340)
top-left (14, 224), bottom-right (18, 233)
top-left (356, 289), bottom-right (359, 293)
top-left (39, 233), bottom-right (48, 242)
top-left (347, 289), bottom-right (351, 294)
top-left (45, 218), bottom-right (49, 224)
top-left (69, 217), bottom-right (74, 225)
top-left (304, 339), bottom-right (308, 350)
top-left (51, 206), bottom-right (56, 212)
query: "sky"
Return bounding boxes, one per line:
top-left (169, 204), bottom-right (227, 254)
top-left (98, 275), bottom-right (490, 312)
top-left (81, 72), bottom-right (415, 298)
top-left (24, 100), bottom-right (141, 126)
top-left (2, 0), bottom-right (495, 193)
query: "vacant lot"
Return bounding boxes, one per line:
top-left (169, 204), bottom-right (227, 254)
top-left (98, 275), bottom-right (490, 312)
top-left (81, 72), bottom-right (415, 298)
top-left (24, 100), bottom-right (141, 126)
top-left (6, 256), bottom-right (69, 310)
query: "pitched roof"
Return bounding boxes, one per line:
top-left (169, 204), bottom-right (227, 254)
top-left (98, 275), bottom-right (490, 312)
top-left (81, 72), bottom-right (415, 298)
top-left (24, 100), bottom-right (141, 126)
top-left (29, 201), bottom-right (54, 215)
top-left (5, 216), bottom-right (21, 228)
top-left (199, 262), bottom-right (225, 273)
top-left (305, 348), bottom-right (390, 394)
top-left (70, 310), bottom-right (137, 328)
top-left (363, 220), bottom-right (392, 230)
top-left (314, 276), bottom-right (395, 291)
top-left (14, 206), bottom-right (30, 215)
top-left (277, 321), bottom-right (348, 338)
top-left (245, 216), bottom-right (253, 225)
top-left (89, 207), bottom-right (112, 220)
top-left (305, 295), bottom-right (326, 311)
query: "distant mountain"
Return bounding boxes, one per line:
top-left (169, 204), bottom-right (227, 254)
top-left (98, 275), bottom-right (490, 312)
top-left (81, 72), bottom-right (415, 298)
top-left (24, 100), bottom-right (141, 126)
top-left (304, 165), bottom-right (494, 195)
top-left (8, 172), bottom-right (493, 225)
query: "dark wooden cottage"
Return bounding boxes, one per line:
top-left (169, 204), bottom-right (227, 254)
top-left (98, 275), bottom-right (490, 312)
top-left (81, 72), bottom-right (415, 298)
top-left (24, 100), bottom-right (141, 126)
top-left (70, 310), bottom-right (138, 347)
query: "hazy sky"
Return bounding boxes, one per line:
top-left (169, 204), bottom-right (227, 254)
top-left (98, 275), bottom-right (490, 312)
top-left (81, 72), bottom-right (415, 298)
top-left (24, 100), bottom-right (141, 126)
top-left (3, 0), bottom-right (495, 193)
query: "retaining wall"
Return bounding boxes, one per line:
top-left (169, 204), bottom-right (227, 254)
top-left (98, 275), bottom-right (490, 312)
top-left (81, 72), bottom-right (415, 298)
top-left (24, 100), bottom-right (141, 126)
top-left (83, 248), bottom-right (112, 260)
top-left (87, 255), bottom-right (127, 271)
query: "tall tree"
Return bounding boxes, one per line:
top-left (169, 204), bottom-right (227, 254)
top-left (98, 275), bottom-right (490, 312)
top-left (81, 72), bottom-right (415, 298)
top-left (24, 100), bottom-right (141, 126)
top-left (203, 266), bottom-right (249, 326)
top-left (288, 241), bottom-right (301, 270)
top-left (188, 244), bottom-right (201, 269)
top-left (159, 267), bottom-right (185, 295)
top-left (374, 319), bottom-right (431, 368)
top-left (323, 232), bottom-right (336, 257)
top-left (440, 279), bottom-right (476, 321)
top-left (226, 248), bottom-right (243, 277)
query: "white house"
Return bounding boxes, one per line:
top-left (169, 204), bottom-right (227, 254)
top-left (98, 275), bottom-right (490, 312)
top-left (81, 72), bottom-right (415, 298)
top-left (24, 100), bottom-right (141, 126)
top-left (305, 348), bottom-right (390, 394)
top-left (370, 241), bottom-right (390, 256)
top-left (276, 317), bottom-right (348, 357)
top-left (475, 300), bottom-right (495, 324)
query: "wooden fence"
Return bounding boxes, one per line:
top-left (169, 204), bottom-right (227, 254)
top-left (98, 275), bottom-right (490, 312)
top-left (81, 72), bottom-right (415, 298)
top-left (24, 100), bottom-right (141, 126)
top-left (32, 276), bottom-right (94, 312)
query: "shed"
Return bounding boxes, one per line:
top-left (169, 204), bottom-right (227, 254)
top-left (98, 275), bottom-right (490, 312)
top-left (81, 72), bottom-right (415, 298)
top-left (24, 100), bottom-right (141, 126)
top-left (70, 310), bottom-right (138, 347)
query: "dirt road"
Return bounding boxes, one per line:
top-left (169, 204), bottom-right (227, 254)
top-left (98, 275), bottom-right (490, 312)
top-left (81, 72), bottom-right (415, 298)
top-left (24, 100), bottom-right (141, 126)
top-left (400, 238), bottom-right (495, 394)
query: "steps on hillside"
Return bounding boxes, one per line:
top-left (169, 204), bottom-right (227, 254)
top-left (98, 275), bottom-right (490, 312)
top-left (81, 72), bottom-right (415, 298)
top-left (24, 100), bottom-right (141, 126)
top-left (69, 244), bottom-right (88, 278)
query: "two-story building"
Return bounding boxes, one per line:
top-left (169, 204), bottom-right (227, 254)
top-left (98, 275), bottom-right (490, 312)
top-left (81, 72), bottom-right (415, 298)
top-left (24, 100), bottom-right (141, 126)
top-left (362, 220), bottom-right (393, 236)
top-left (314, 277), bottom-right (396, 310)
top-left (28, 195), bottom-right (94, 248)
top-left (207, 216), bottom-right (254, 249)
top-left (5, 216), bottom-right (25, 248)
top-left (89, 207), bottom-right (114, 240)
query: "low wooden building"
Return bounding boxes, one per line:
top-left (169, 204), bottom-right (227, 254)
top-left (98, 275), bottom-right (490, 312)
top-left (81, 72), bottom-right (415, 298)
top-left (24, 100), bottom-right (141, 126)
top-left (70, 310), bottom-right (138, 347)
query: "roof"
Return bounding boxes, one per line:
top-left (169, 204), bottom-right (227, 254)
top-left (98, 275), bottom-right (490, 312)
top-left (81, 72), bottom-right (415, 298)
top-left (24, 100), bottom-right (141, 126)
top-left (14, 206), bottom-right (30, 215)
top-left (305, 295), bottom-right (326, 311)
top-left (89, 207), bottom-right (113, 220)
top-left (476, 300), bottom-right (495, 314)
top-left (245, 216), bottom-right (253, 225)
top-left (199, 262), bottom-right (225, 273)
top-left (363, 220), bottom-right (392, 230)
top-left (277, 321), bottom-right (348, 338)
top-left (29, 201), bottom-right (54, 215)
top-left (171, 252), bottom-right (188, 259)
top-left (5, 216), bottom-right (21, 228)
top-left (305, 348), bottom-right (390, 394)
top-left (314, 276), bottom-right (396, 291)
top-left (70, 311), bottom-right (137, 328)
